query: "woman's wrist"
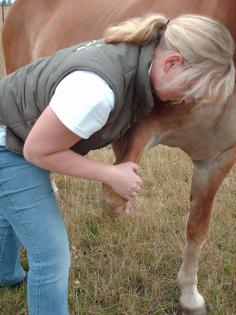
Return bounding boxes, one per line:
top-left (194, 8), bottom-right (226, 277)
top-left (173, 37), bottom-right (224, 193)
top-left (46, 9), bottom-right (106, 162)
top-left (100, 164), bottom-right (115, 186)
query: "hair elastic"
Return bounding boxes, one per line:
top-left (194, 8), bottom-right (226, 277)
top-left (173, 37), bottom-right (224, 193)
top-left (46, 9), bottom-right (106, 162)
top-left (156, 19), bottom-right (171, 44)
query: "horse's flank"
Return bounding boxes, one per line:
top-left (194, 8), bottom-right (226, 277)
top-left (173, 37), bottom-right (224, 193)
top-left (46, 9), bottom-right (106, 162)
top-left (2, 0), bottom-right (236, 72)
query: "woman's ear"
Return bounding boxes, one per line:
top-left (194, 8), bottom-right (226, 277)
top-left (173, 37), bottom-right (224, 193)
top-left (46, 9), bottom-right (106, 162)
top-left (163, 53), bottom-right (183, 73)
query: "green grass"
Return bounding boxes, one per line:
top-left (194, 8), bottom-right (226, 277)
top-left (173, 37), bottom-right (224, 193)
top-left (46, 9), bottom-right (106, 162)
top-left (0, 146), bottom-right (235, 314)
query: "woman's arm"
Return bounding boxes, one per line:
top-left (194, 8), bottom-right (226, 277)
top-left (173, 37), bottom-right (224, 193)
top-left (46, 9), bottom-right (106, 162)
top-left (23, 106), bottom-right (142, 200)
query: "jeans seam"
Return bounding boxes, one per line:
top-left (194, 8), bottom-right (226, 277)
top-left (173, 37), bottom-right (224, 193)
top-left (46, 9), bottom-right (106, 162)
top-left (0, 181), bottom-right (42, 315)
top-left (0, 224), bottom-right (10, 280)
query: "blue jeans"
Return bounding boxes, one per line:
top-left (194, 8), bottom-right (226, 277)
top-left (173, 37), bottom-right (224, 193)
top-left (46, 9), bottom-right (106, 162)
top-left (0, 146), bottom-right (70, 315)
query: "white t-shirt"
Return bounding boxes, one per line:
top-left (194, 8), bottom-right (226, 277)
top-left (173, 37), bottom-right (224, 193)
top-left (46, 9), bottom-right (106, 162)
top-left (0, 70), bottom-right (115, 146)
top-left (49, 70), bottom-right (115, 139)
top-left (0, 125), bottom-right (6, 146)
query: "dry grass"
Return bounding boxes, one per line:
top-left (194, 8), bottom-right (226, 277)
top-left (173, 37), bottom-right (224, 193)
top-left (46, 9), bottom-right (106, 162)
top-left (0, 20), bottom-right (235, 315)
top-left (1, 146), bottom-right (235, 314)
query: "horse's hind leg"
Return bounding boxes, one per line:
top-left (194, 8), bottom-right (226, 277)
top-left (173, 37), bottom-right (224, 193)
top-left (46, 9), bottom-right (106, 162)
top-left (177, 148), bottom-right (236, 315)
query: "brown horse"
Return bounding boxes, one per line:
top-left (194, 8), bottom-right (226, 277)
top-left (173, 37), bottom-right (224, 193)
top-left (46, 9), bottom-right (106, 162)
top-left (2, 1), bottom-right (236, 314)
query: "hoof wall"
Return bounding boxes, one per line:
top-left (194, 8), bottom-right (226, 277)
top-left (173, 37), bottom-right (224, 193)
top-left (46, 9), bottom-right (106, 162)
top-left (182, 305), bottom-right (207, 315)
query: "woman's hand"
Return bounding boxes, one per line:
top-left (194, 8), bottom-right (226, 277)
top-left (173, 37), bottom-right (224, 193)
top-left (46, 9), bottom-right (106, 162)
top-left (105, 162), bottom-right (142, 200)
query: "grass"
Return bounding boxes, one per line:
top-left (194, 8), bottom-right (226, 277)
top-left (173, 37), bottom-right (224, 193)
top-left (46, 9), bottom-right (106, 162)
top-left (0, 146), bottom-right (235, 314)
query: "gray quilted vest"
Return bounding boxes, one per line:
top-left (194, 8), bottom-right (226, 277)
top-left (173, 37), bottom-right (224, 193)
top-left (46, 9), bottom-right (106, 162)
top-left (0, 39), bottom-right (155, 155)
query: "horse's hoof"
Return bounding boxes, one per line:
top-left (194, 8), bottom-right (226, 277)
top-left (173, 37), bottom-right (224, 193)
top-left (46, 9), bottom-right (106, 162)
top-left (102, 202), bottom-right (125, 218)
top-left (182, 305), bottom-right (207, 315)
top-left (99, 191), bottom-right (125, 218)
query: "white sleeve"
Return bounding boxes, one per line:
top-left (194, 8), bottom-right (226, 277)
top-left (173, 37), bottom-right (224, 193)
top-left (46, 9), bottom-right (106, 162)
top-left (49, 70), bottom-right (115, 139)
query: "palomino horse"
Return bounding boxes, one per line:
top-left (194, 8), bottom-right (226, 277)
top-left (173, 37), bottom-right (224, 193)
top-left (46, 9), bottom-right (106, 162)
top-left (2, 1), bottom-right (236, 314)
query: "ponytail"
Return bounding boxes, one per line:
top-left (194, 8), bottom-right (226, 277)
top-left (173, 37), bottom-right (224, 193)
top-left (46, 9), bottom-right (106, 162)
top-left (103, 14), bottom-right (168, 44)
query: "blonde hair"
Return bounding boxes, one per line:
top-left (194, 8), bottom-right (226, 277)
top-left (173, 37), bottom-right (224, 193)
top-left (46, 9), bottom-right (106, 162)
top-left (104, 14), bottom-right (235, 105)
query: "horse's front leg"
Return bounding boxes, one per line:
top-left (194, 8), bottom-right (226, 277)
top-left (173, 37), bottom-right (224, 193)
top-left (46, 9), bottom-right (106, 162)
top-left (101, 113), bottom-right (160, 217)
top-left (177, 148), bottom-right (236, 315)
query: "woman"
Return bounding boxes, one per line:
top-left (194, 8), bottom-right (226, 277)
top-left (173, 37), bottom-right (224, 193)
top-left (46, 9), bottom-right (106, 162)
top-left (0, 13), bottom-right (234, 315)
